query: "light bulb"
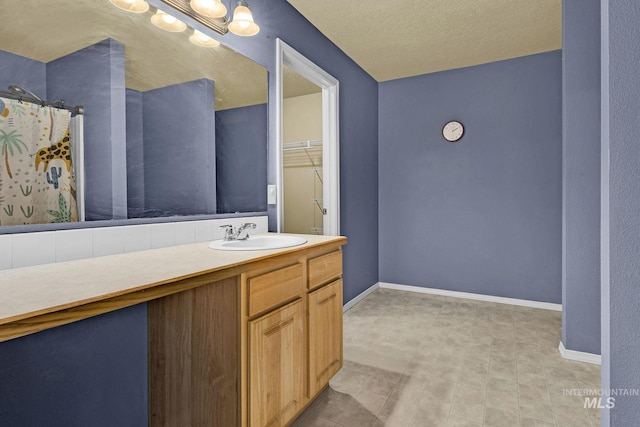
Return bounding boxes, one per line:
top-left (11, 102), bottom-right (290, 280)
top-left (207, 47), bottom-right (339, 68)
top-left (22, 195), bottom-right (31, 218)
top-left (190, 0), bottom-right (227, 19)
top-left (189, 30), bottom-right (221, 47)
top-left (109, 0), bottom-right (150, 13)
top-left (151, 10), bottom-right (187, 32)
top-left (162, 14), bottom-right (177, 24)
top-left (228, 3), bottom-right (260, 36)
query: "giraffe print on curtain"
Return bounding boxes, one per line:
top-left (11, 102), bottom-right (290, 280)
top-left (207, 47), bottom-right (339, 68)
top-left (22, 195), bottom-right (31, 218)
top-left (0, 97), bottom-right (78, 226)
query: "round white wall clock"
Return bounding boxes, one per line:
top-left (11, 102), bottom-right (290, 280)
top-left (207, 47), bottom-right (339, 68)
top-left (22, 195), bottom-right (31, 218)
top-left (442, 120), bottom-right (464, 142)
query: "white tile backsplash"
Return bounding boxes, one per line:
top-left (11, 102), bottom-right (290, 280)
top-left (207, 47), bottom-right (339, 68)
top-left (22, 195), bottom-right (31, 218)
top-left (0, 235), bottom-right (11, 271)
top-left (150, 223), bottom-right (176, 249)
top-left (174, 221), bottom-right (196, 245)
top-left (92, 226), bottom-right (126, 257)
top-left (55, 229), bottom-right (93, 262)
top-left (0, 216), bottom-right (268, 270)
top-left (194, 220), bottom-right (216, 242)
top-left (12, 231), bottom-right (56, 268)
top-left (254, 217), bottom-right (268, 233)
top-left (124, 224), bottom-right (152, 253)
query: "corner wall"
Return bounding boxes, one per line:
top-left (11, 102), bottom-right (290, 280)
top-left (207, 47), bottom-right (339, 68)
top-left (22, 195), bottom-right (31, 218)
top-left (142, 79), bottom-right (217, 216)
top-left (46, 39), bottom-right (128, 221)
top-left (215, 104), bottom-right (268, 214)
top-left (0, 50), bottom-right (46, 97)
top-left (561, 0), bottom-right (601, 355)
top-left (601, 0), bottom-right (640, 424)
top-left (378, 51), bottom-right (563, 303)
top-left (126, 89), bottom-right (144, 218)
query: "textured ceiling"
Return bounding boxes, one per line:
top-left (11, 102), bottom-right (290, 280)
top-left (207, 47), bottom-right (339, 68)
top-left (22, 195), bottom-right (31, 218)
top-left (287, 0), bottom-right (562, 82)
top-left (284, 66), bottom-right (322, 99)
top-left (0, 0), bottom-right (267, 110)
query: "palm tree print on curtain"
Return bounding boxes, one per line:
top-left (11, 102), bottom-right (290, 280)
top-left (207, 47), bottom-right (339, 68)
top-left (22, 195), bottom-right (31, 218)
top-left (0, 97), bottom-right (78, 226)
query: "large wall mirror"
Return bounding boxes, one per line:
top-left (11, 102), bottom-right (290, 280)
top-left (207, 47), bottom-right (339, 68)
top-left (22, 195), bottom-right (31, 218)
top-left (0, 0), bottom-right (268, 231)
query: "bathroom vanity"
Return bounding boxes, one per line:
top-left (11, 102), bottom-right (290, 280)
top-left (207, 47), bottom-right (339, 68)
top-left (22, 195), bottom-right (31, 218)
top-left (0, 234), bottom-right (346, 427)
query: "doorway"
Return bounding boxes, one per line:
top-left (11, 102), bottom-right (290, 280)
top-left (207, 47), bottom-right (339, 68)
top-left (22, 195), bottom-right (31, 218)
top-left (282, 69), bottom-right (323, 234)
top-left (276, 39), bottom-right (340, 236)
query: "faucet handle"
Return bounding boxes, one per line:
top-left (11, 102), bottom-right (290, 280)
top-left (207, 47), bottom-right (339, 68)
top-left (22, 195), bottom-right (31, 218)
top-left (236, 222), bottom-right (257, 240)
top-left (219, 224), bottom-right (235, 241)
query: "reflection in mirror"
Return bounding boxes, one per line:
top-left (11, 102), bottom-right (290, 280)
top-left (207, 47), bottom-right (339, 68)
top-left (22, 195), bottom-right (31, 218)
top-left (282, 66), bottom-right (324, 235)
top-left (0, 0), bottom-right (267, 228)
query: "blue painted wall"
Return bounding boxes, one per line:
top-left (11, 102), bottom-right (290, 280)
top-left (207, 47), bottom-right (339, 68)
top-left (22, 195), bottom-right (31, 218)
top-left (161, 0), bottom-right (380, 303)
top-left (601, 0), bottom-right (640, 425)
top-left (142, 79), bottom-right (216, 216)
top-left (561, 0), bottom-right (601, 355)
top-left (0, 304), bottom-right (148, 427)
top-left (46, 39), bottom-right (128, 221)
top-left (0, 50), bottom-right (46, 99)
top-left (216, 103), bottom-right (268, 213)
top-left (126, 89), bottom-right (145, 218)
top-left (378, 51), bottom-right (563, 303)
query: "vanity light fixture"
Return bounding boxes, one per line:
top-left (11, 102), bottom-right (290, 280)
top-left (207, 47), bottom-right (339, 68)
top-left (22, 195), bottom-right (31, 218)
top-left (109, 0), bottom-right (150, 13)
top-left (190, 0), bottom-right (227, 18)
top-left (151, 9), bottom-right (188, 32)
top-left (158, 0), bottom-right (261, 37)
top-left (228, 0), bottom-right (260, 36)
top-left (189, 29), bottom-right (221, 47)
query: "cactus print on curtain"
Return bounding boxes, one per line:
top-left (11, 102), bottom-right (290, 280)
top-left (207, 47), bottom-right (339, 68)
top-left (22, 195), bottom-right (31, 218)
top-left (0, 97), bottom-right (78, 226)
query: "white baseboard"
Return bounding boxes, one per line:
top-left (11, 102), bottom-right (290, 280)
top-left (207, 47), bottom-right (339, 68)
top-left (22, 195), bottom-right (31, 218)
top-left (558, 341), bottom-right (601, 365)
top-left (343, 282), bottom-right (379, 312)
top-left (377, 282), bottom-right (562, 311)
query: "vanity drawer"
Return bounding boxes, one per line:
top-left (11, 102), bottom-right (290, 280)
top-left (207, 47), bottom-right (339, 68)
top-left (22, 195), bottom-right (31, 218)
top-left (248, 263), bottom-right (304, 317)
top-left (308, 250), bottom-right (342, 290)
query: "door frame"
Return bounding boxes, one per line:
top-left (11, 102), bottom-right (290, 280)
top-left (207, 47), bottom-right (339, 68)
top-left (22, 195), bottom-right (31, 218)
top-left (275, 39), bottom-right (340, 235)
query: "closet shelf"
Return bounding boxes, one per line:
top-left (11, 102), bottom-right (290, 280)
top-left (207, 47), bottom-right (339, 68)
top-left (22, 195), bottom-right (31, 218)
top-left (283, 139), bottom-right (323, 151)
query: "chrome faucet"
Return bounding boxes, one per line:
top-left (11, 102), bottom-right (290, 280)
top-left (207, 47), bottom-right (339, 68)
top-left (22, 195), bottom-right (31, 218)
top-left (220, 223), bottom-right (257, 241)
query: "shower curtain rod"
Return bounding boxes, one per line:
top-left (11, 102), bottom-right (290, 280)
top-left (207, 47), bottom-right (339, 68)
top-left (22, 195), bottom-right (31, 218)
top-left (0, 91), bottom-right (83, 115)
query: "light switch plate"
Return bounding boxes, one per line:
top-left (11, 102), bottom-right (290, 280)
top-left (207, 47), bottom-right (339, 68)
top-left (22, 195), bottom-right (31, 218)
top-left (267, 185), bottom-right (277, 205)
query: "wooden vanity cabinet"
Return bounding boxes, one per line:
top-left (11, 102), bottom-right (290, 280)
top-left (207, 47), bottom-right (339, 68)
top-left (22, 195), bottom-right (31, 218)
top-left (148, 275), bottom-right (240, 427)
top-left (308, 279), bottom-right (343, 397)
top-left (248, 299), bottom-right (305, 427)
top-left (244, 246), bottom-right (344, 427)
top-left (307, 250), bottom-right (344, 397)
top-left (245, 261), bottom-right (306, 427)
top-left (149, 240), bottom-right (345, 427)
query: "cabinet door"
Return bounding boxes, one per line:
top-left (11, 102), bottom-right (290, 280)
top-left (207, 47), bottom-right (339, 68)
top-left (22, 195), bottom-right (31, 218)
top-left (248, 299), bottom-right (305, 427)
top-left (308, 279), bottom-right (343, 396)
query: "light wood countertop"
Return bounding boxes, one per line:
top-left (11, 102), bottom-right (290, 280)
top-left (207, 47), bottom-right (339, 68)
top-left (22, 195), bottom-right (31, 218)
top-left (0, 234), bottom-right (346, 328)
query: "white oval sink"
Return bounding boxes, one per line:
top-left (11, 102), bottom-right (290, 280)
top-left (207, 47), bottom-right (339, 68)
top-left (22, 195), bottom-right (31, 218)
top-left (208, 235), bottom-right (307, 251)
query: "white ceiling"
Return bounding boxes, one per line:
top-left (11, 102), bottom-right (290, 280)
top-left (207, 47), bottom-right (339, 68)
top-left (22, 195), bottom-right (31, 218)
top-left (287, 0), bottom-right (562, 82)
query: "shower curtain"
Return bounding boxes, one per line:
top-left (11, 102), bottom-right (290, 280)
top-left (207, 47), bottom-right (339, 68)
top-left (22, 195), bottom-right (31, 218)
top-left (0, 96), bottom-right (79, 226)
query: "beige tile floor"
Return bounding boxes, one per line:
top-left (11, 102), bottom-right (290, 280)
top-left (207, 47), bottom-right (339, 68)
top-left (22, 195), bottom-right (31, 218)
top-left (293, 288), bottom-right (601, 427)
